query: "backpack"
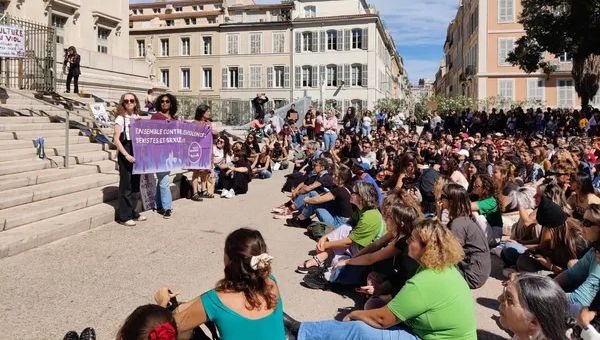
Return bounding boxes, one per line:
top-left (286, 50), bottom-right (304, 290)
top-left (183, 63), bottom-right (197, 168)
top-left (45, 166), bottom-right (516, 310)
top-left (307, 221), bottom-right (334, 240)
top-left (179, 174), bottom-right (193, 199)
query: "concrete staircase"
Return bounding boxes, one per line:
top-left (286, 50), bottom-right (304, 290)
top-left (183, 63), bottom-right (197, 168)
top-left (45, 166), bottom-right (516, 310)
top-left (0, 90), bottom-right (187, 258)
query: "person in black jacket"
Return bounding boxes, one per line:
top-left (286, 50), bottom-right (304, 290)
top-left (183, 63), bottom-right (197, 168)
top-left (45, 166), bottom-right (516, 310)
top-left (63, 46), bottom-right (81, 94)
top-left (252, 93), bottom-right (269, 120)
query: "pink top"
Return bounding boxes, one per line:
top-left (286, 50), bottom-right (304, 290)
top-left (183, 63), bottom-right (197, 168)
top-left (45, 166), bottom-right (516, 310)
top-left (324, 116), bottom-right (338, 134)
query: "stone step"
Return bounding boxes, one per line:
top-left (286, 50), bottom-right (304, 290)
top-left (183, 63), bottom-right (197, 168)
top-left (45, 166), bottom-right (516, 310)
top-left (0, 184), bottom-right (119, 231)
top-left (57, 150), bottom-right (116, 165)
top-left (0, 159), bottom-right (54, 176)
top-left (85, 159), bottom-right (118, 174)
top-left (0, 116), bottom-right (51, 123)
top-left (49, 142), bottom-right (105, 155)
top-left (0, 165), bottom-right (101, 191)
top-left (0, 132), bottom-right (15, 140)
top-left (33, 135), bottom-right (92, 146)
top-left (14, 128), bottom-right (81, 139)
top-left (0, 200), bottom-right (117, 258)
top-left (0, 172), bottom-right (118, 210)
top-left (0, 147), bottom-right (37, 162)
top-left (0, 122), bottom-right (64, 131)
top-left (0, 104), bottom-right (58, 111)
top-left (0, 139), bottom-right (33, 150)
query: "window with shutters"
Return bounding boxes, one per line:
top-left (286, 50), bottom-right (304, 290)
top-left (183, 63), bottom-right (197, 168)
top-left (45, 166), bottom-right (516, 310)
top-left (97, 28), bottom-right (110, 54)
top-left (175, 7), bottom-right (183, 12)
top-left (161, 38), bottom-right (170, 57)
top-left (498, 0), bottom-right (515, 23)
top-left (327, 31), bottom-right (337, 51)
top-left (326, 65), bottom-right (337, 87)
top-left (557, 79), bottom-right (574, 108)
top-left (153, 8), bottom-right (161, 13)
top-left (227, 34), bottom-right (239, 55)
top-left (498, 38), bottom-right (514, 66)
top-left (166, 20), bottom-right (175, 27)
top-left (161, 69), bottom-right (170, 87)
top-left (203, 68), bottom-right (212, 88)
top-left (273, 32), bottom-right (285, 53)
top-left (302, 32), bottom-right (312, 52)
top-left (351, 29), bottom-right (362, 49)
top-left (527, 79), bottom-right (544, 104)
top-left (302, 66), bottom-right (312, 87)
top-left (498, 79), bottom-right (514, 101)
top-left (274, 66), bottom-right (285, 88)
top-left (250, 33), bottom-right (262, 54)
top-left (351, 65), bottom-right (362, 86)
top-left (51, 14), bottom-right (67, 44)
top-left (203, 37), bottom-right (212, 55)
top-left (249, 65), bottom-right (262, 88)
top-left (181, 68), bottom-right (191, 89)
top-left (304, 6), bottom-right (316, 18)
top-left (180, 37), bottom-right (190, 56)
top-left (136, 40), bottom-right (146, 57)
top-left (184, 18), bottom-right (197, 25)
top-left (229, 67), bottom-right (239, 88)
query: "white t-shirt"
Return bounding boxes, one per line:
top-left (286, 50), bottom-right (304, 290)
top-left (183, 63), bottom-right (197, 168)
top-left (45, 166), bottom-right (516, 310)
top-left (363, 116), bottom-right (372, 127)
top-left (212, 145), bottom-right (231, 165)
top-left (114, 114), bottom-right (132, 141)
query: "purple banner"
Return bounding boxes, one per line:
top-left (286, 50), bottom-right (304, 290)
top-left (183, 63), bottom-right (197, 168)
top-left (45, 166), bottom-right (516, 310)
top-left (131, 120), bottom-right (212, 174)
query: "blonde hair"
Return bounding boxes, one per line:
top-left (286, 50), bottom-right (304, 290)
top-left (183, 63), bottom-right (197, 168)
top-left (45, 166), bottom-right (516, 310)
top-left (433, 175), bottom-right (451, 201)
top-left (412, 218), bottom-right (464, 270)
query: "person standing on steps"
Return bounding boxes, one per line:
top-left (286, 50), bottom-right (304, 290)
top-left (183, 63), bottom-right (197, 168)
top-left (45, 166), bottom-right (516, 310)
top-left (63, 46), bottom-right (81, 94)
top-left (114, 93), bottom-right (147, 227)
top-left (191, 104), bottom-right (215, 201)
top-left (151, 93), bottom-right (178, 219)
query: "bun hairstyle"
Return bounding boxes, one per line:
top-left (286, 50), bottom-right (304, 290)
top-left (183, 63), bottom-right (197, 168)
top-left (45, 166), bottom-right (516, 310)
top-left (216, 228), bottom-right (277, 310)
top-left (118, 304), bottom-right (177, 340)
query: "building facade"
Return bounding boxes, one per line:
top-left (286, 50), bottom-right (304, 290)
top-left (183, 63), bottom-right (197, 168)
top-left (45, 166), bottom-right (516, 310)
top-left (128, 0), bottom-right (407, 112)
top-left (2, 0), bottom-right (152, 100)
top-left (435, 0), bottom-right (599, 109)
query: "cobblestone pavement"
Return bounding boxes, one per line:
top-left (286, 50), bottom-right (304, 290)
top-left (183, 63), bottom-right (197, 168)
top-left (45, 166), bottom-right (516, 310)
top-left (0, 171), bottom-right (509, 339)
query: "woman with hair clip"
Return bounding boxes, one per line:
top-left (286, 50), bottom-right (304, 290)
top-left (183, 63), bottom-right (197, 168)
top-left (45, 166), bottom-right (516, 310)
top-left (118, 304), bottom-right (177, 340)
top-left (191, 104), bottom-right (214, 201)
top-left (151, 93), bottom-right (179, 219)
top-left (284, 218), bottom-right (476, 340)
top-left (113, 93), bottom-right (146, 227)
top-left (499, 273), bottom-right (573, 340)
top-left (154, 228), bottom-right (285, 340)
top-left (438, 183), bottom-right (491, 289)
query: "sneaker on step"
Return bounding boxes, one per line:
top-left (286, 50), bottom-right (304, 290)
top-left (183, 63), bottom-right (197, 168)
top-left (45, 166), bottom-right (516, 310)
top-left (135, 215), bottom-right (147, 222)
top-left (221, 189), bottom-right (230, 198)
top-left (163, 209), bottom-right (172, 219)
top-left (225, 189), bottom-right (235, 198)
top-left (120, 219), bottom-right (136, 227)
top-left (273, 208), bottom-right (294, 219)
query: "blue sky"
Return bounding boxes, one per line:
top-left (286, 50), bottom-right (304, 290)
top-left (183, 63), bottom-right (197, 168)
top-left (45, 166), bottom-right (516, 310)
top-left (129, 0), bottom-right (459, 83)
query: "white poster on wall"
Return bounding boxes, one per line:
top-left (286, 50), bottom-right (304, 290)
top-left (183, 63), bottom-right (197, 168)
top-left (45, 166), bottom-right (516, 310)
top-left (0, 25), bottom-right (25, 58)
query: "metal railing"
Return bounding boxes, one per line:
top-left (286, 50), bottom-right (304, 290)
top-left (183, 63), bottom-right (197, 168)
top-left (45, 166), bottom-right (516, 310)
top-left (0, 15), bottom-right (55, 92)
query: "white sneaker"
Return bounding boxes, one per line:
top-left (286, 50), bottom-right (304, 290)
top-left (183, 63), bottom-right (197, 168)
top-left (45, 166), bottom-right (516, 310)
top-left (221, 189), bottom-right (229, 198)
top-left (225, 189), bottom-right (235, 198)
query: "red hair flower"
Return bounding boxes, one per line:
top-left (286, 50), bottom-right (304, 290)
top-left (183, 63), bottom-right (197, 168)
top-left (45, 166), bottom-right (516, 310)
top-left (148, 322), bottom-right (176, 340)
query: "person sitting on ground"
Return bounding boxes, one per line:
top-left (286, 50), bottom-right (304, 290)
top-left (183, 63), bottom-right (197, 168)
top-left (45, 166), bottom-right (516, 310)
top-left (568, 172), bottom-right (600, 220)
top-left (242, 133), bottom-right (261, 162)
top-left (333, 191), bottom-right (421, 306)
top-left (191, 104), bottom-right (215, 201)
top-left (117, 304), bottom-right (177, 340)
top-left (284, 218), bottom-right (476, 340)
top-left (286, 167), bottom-right (354, 229)
top-left (270, 141), bottom-right (289, 171)
top-left (350, 158), bottom-right (384, 208)
top-left (154, 228), bottom-right (285, 340)
top-left (252, 144), bottom-right (272, 179)
top-left (470, 173), bottom-right (503, 243)
top-left (499, 273), bottom-right (573, 340)
top-left (297, 182), bottom-right (385, 280)
top-left (438, 183), bottom-right (491, 289)
top-left (209, 133), bottom-right (232, 195)
top-left (220, 151), bottom-right (253, 199)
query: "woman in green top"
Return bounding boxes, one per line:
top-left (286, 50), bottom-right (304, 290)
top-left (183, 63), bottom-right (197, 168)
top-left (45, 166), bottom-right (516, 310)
top-left (284, 218), bottom-right (477, 340)
top-left (470, 174), bottom-right (503, 228)
top-left (154, 228), bottom-right (285, 340)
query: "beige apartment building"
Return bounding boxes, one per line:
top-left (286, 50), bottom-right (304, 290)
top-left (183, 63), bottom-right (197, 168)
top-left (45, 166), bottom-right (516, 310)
top-left (435, 0), bottom-right (599, 109)
top-left (128, 0), bottom-right (406, 111)
top-left (2, 0), bottom-right (152, 100)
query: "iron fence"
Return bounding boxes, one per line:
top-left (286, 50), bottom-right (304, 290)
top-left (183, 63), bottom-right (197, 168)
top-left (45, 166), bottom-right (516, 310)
top-left (0, 15), bottom-right (55, 92)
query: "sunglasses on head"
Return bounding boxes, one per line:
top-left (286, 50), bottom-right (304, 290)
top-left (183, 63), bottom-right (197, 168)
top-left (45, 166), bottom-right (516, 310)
top-left (123, 99), bottom-right (135, 104)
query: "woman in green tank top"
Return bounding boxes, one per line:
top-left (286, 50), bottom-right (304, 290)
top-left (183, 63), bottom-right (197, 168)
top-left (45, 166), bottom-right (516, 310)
top-left (154, 228), bottom-right (285, 340)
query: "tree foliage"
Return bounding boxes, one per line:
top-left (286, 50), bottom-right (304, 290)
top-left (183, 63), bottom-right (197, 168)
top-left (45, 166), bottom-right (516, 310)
top-left (374, 98), bottom-right (407, 114)
top-left (507, 0), bottom-right (600, 108)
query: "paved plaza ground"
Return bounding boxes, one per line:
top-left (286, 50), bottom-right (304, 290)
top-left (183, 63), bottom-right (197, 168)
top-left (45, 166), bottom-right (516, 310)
top-left (0, 171), bottom-right (509, 339)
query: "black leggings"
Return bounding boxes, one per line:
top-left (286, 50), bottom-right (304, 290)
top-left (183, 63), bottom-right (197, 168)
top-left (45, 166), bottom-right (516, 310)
top-left (117, 141), bottom-right (140, 222)
top-left (221, 173), bottom-right (249, 194)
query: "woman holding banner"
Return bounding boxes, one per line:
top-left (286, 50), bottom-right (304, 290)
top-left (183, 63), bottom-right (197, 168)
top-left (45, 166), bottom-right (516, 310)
top-left (151, 93), bottom-right (178, 219)
top-left (114, 93), bottom-right (147, 226)
top-left (191, 104), bottom-right (215, 201)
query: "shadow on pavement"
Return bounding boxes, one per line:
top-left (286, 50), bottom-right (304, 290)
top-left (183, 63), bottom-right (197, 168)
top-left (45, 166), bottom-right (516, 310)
top-left (477, 297), bottom-right (500, 311)
top-left (477, 329), bottom-right (508, 339)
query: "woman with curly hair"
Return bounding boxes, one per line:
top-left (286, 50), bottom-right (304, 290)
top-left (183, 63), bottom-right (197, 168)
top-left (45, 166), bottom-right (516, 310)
top-left (284, 218), bottom-right (477, 340)
top-left (470, 174), bottom-right (503, 229)
top-left (154, 228), bottom-right (285, 340)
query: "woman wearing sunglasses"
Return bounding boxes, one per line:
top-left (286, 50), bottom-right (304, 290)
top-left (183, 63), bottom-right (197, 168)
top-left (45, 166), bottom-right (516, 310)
top-left (113, 93), bottom-right (147, 226)
top-left (151, 93), bottom-right (178, 219)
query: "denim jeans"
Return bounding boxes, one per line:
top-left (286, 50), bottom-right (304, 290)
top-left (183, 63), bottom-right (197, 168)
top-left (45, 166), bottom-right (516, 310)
top-left (362, 126), bottom-right (371, 138)
top-left (323, 133), bottom-right (337, 151)
top-left (301, 202), bottom-right (348, 228)
top-left (155, 171), bottom-right (172, 210)
top-left (498, 241), bottom-right (528, 267)
top-left (257, 169), bottom-right (272, 179)
top-left (294, 191), bottom-right (319, 210)
top-left (298, 320), bottom-right (420, 340)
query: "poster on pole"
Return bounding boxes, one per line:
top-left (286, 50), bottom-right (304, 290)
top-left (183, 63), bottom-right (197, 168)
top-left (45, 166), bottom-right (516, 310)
top-left (131, 120), bottom-right (213, 174)
top-left (0, 25), bottom-right (25, 58)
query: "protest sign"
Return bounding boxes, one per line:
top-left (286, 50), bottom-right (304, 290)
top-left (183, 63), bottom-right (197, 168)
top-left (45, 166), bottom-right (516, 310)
top-left (90, 103), bottom-right (112, 126)
top-left (131, 120), bottom-right (212, 174)
top-left (0, 25), bottom-right (25, 58)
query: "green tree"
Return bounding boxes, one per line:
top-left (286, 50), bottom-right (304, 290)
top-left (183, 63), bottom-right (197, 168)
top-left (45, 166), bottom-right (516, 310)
top-left (507, 0), bottom-right (600, 109)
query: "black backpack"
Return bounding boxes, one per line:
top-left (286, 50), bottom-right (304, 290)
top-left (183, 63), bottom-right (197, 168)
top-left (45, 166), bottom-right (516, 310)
top-left (179, 175), bottom-right (193, 199)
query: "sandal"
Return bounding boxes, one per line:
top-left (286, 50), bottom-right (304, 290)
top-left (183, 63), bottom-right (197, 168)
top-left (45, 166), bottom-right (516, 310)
top-left (296, 256), bottom-right (323, 274)
top-left (200, 190), bottom-right (214, 199)
top-left (191, 193), bottom-right (204, 202)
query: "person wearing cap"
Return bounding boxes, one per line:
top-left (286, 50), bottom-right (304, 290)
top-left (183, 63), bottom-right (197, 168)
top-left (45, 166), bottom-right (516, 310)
top-left (516, 197), bottom-right (587, 274)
